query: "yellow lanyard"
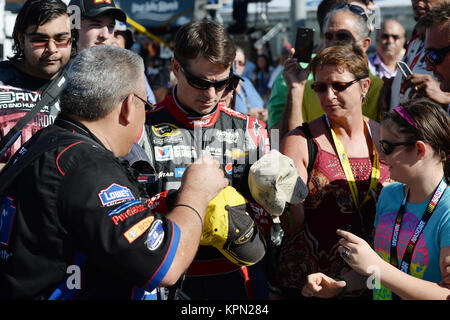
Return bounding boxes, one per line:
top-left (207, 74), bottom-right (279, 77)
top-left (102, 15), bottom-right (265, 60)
top-left (325, 115), bottom-right (381, 212)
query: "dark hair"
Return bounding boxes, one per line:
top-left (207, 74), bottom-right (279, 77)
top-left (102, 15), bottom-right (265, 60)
top-left (9, 0), bottom-right (75, 61)
top-left (382, 98), bottom-right (450, 179)
top-left (173, 20), bottom-right (236, 69)
top-left (255, 54), bottom-right (271, 72)
top-left (419, 1), bottom-right (450, 27)
top-left (310, 43), bottom-right (369, 81)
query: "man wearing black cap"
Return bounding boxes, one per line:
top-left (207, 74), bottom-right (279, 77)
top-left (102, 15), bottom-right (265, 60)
top-left (70, 0), bottom-right (156, 149)
top-left (69, 0), bottom-right (126, 52)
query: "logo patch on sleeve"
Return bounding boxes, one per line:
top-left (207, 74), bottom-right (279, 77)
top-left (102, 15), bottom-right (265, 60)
top-left (98, 183), bottom-right (135, 207)
top-left (123, 216), bottom-right (155, 244)
top-left (144, 219), bottom-right (165, 251)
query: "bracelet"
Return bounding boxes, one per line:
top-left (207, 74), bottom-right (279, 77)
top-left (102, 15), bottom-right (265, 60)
top-left (173, 204), bottom-right (203, 227)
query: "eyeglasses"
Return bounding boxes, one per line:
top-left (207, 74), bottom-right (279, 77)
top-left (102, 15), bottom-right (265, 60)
top-left (311, 78), bottom-right (360, 93)
top-left (133, 94), bottom-right (155, 112)
top-left (324, 30), bottom-right (356, 44)
top-left (380, 33), bottom-right (402, 41)
top-left (379, 140), bottom-right (416, 155)
top-left (179, 63), bottom-right (231, 91)
top-left (336, 3), bottom-right (368, 21)
top-left (25, 33), bottom-right (72, 48)
top-left (425, 45), bottom-right (450, 66)
top-left (225, 74), bottom-right (241, 92)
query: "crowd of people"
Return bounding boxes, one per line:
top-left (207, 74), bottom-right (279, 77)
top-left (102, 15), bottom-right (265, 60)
top-left (0, 0), bottom-right (449, 302)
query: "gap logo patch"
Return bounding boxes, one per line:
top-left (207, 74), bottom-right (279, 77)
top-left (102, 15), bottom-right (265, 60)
top-left (98, 183), bottom-right (135, 207)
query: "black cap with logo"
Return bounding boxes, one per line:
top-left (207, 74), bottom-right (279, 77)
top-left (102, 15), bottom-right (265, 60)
top-left (69, 0), bottom-right (127, 22)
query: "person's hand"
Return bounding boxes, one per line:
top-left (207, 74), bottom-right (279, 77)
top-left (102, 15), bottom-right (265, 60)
top-left (247, 107), bottom-right (260, 118)
top-left (257, 108), bottom-right (268, 122)
top-left (404, 74), bottom-right (450, 105)
top-left (248, 108), bottom-right (268, 122)
top-left (179, 154), bottom-right (228, 204)
top-left (337, 229), bottom-right (383, 276)
top-left (301, 272), bottom-right (346, 298)
top-left (441, 255), bottom-right (450, 287)
top-left (282, 48), bottom-right (309, 89)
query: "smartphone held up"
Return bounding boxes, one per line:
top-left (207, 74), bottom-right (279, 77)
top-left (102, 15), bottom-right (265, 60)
top-left (293, 27), bottom-right (315, 63)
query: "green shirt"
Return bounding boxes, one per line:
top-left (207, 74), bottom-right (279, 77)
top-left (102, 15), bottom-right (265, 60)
top-left (267, 68), bottom-right (384, 129)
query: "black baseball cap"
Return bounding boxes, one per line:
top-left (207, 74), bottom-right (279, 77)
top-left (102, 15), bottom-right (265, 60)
top-left (69, 0), bottom-right (127, 22)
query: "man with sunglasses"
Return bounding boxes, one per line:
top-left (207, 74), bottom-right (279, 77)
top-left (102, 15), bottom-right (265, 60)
top-left (0, 0), bottom-right (73, 167)
top-left (402, 3), bottom-right (450, 113)
top-left (388, 0), bottom-right (448, 111)
top-left (145, 20), bottom-right (271, 300)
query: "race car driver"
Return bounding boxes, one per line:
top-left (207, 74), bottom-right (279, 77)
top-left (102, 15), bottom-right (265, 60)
top-left (145, 20), bottom-right (272, 300)
top-left (0, 45), bottom-right (228, 300)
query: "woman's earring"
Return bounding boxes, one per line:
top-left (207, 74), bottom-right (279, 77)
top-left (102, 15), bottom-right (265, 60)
top-left (362, 93), bottom-right (367, 104)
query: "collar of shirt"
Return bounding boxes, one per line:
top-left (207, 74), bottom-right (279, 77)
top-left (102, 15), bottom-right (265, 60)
top-left (369, 54), bottom-right (398, 79)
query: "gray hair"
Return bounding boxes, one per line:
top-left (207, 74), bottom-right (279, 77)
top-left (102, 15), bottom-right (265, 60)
top-left (324, 6), bottom-right (371, 41)
top-left (60, 45), bottom-right (145, 120)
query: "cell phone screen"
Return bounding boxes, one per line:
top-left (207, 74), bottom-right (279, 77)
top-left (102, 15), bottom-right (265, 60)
top-left (293, 27), bottom-right (315, 63)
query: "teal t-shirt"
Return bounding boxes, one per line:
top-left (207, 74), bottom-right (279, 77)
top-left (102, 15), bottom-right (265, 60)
top-left (372, 182), bottom-right (450, 300)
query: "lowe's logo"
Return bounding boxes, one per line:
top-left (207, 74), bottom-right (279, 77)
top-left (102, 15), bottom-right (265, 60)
top-left (98, 183), bottom-right (135, 207)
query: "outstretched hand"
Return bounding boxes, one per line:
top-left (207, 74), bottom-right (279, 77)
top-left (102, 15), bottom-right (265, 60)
top-left (302, 273), bottom-right (346, 298)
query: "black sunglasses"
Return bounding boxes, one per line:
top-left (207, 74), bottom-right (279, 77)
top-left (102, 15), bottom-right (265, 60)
top-left (425, 45), bottom-right (450, 66)
top-left (225, 74), bottom-right (241, 92)
top-left (311, 78), bottom-right (360, 93)
top-left (379, 140), bottom-right (415, 155)
top-left (179, 63), bottom-right (231, 91)
top-left (335, 3), bottom-right (368, 21)
top-left (133, 94), bottom-right (154, 112)
top-left (324, 30), bottom-right (356, 43)
top-left (380, 33), bottom-right (402, 41)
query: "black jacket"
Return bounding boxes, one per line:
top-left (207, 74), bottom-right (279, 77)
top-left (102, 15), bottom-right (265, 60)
top-left (0, 115), bottom-right (180, 300)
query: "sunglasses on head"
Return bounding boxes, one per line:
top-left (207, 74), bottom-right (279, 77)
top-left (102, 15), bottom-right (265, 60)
top-left (335, 3), bottom-right (368, 21)
top-left (179, 63), bottom-right (231, 91)
top-left (25, 33), bottom-right (72, 48)
top-left (379, 140), bottom-right (415, 155)
top-left (311, 78), bottom-right (361, 93)
top-left (425, 45), bottom-right (450, 66)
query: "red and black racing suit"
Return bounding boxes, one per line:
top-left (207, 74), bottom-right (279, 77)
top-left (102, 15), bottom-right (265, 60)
top-left (145, 88), bottom-right (272, 299)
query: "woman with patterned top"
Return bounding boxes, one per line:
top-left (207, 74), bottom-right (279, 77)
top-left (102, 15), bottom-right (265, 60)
top-left (274, 43), bottom-right (390, 299)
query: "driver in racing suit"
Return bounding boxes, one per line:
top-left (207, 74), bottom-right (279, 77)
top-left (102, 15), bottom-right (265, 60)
top-left (144, 20), bottom-right (272, 300)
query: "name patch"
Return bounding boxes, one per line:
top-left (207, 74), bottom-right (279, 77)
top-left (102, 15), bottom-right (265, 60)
top-left (123, 216), bottom-right (155, 244)
top-left (98, 183), bottom-right (135, 207)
